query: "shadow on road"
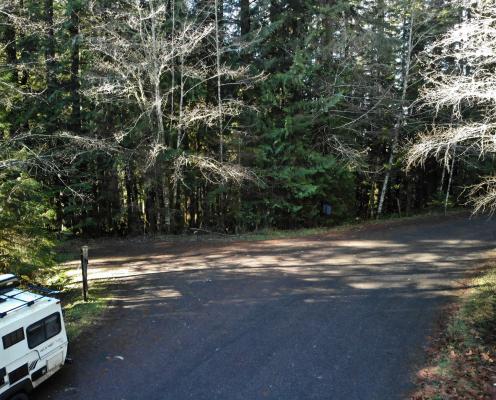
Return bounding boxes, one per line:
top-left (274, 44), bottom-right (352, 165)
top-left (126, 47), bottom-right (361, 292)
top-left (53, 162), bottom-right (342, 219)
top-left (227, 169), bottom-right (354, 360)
top-left (33, 215), bottom-right (496, 400)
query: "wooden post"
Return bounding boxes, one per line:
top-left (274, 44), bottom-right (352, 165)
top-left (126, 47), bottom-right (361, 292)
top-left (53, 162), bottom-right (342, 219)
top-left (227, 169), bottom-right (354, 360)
top-left (81, 245), bottom-right (89, 302)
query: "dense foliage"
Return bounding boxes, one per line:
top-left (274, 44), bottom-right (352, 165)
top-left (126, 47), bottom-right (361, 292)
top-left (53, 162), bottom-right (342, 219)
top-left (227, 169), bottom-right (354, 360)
top-left (0, 0), bottom-right (491, 274)
top-left (0, 169), bottom-right (56, 276)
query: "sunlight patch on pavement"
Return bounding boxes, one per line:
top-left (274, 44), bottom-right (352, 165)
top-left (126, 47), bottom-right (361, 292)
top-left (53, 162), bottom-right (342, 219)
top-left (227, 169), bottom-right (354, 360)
top-left (62, 237), bottom-right (488, 286)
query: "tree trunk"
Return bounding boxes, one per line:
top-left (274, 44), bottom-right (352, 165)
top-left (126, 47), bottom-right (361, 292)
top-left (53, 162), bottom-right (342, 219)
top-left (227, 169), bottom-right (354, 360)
top-left (269, 0), bottom-right (281, 25)
top-left (214, 0), bottom-right (223, 163)
top-left (444, 145), bottom-right (457, 215)
top-left (145, 185), bottom-right (158, 234)
top-left (18, 0), bottom-right (29, 87)
top-left (240, 0), bottom-right (250, 36)
top-left (3, 7), bottom-right (19, 136)
top-left (125, 164), bottom-right (141, 235)
top-left (161, 175), bottom-right (171, 233)
top-left (438, 166), bottom-right (446, 195)
top-left (4, 10), bottom-right (18, 84)
top-left (45, 0), bottom-right (56, 99)
top-left (169, 0), bottom-right (176, 148)
top-left (214, 0), bottom-right (225, 229)
top-left (377, 11), bottom-right (414, 218)
top-left (68, 0), bottom-right (81, 133)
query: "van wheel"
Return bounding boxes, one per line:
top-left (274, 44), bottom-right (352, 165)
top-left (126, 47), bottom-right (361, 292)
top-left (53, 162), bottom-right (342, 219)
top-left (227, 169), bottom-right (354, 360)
top-left (10, 393), bottom-right (29, 400)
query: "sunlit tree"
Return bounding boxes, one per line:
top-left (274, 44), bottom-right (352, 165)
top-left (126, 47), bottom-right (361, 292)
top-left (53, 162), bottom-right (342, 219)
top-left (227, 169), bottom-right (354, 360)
top-left (407, 0), bottom-right (496, 213)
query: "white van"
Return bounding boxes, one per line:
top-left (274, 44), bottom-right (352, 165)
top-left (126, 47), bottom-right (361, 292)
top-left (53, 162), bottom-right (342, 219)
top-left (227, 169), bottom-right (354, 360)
top-left (0, 274), bottom-right (68, 400)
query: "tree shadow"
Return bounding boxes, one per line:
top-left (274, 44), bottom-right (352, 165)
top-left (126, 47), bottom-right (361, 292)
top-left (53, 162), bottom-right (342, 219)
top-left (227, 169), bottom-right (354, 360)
top-left (32, 216), bottom-right (496, 400)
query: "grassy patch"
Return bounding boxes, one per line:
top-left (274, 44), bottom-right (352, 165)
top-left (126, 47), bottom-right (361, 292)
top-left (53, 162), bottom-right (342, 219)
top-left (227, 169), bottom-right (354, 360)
top-left (412, 266), bottom-right (496, 399)
top-left (61, 284), bottom-right (112, 340)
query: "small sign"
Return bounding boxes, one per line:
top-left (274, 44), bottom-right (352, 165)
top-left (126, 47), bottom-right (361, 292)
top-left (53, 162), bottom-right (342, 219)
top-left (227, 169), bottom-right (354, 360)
top-left (322, 202), bottom-right (332, 216)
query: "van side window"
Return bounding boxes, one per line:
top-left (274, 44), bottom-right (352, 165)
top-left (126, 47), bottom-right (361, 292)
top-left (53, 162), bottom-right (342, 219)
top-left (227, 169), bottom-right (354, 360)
top-left (2, 327), bottom-right (25, 349)
top-left (27, 313), bottom-right (61, 349)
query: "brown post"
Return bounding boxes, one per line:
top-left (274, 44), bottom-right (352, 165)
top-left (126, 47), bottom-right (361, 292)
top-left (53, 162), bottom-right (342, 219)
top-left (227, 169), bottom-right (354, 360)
top-left (81, 245), bottom-right (89, 302)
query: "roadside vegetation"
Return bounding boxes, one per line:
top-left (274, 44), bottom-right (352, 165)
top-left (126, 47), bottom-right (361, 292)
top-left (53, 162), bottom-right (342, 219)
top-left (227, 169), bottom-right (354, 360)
top-left (61, 285), bottom-right (112, 341)
top-left (413, 266), bottom-right (496, 399)
top-left (0, 172), bottom-right (57, 279)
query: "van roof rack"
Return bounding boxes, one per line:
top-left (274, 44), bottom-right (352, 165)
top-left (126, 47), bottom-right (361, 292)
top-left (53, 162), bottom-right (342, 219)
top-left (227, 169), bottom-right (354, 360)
top-left (0, 290), bottom-right (46, 319)
top-left (0, 275), bottom-right (59, 319)
top-left (27, 284), bottom-right (61, 296)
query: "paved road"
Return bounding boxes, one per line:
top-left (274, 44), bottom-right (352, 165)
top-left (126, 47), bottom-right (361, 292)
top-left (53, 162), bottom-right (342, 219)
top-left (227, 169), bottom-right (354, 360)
top-left (33, 215), bottom-right (496, 400)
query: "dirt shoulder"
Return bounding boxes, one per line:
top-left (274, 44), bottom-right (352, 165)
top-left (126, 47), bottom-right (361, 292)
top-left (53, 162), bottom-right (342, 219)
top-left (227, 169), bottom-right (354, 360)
top-left (411, 262), bottom-right (496, 400)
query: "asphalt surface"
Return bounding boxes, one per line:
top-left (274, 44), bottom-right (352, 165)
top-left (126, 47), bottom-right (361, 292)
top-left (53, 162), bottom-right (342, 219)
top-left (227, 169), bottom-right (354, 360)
top-left (33, 215), bottom-right (496, 400)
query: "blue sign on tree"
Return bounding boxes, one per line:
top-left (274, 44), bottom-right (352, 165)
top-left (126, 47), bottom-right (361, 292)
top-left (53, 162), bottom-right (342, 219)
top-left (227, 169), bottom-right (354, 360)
top-left (322, 202), bottom-right (332, 216)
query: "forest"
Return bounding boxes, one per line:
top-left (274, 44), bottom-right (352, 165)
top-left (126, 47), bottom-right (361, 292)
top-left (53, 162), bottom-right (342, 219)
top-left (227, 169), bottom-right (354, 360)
top-left (0, 0), bottom-right (494, 275)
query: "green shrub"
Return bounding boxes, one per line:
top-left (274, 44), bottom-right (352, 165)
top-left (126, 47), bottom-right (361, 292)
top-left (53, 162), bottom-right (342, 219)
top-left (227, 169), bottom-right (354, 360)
top-left (0, 170), bottom-right (57, 279)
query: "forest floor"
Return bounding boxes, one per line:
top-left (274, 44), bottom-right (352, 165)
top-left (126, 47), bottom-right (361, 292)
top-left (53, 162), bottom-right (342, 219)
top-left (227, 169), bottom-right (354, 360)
top-left (33, 213), bottom-right (496, 400)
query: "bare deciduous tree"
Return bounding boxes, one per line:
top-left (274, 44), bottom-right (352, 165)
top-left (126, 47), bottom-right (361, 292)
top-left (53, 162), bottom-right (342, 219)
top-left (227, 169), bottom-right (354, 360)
top-left (407, 0), bottom-right (496, 213)
top-left (84, 0), bottom-right (258, 230)
top-left (86, 0), bottom-right (255, 175)
top-left (377, 8), bottom-right (415, 217)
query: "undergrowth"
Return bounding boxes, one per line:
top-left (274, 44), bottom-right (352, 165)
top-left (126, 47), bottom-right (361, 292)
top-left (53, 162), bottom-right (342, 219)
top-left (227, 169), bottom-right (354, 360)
top-left (412, 266), bottom-right (496, 399)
